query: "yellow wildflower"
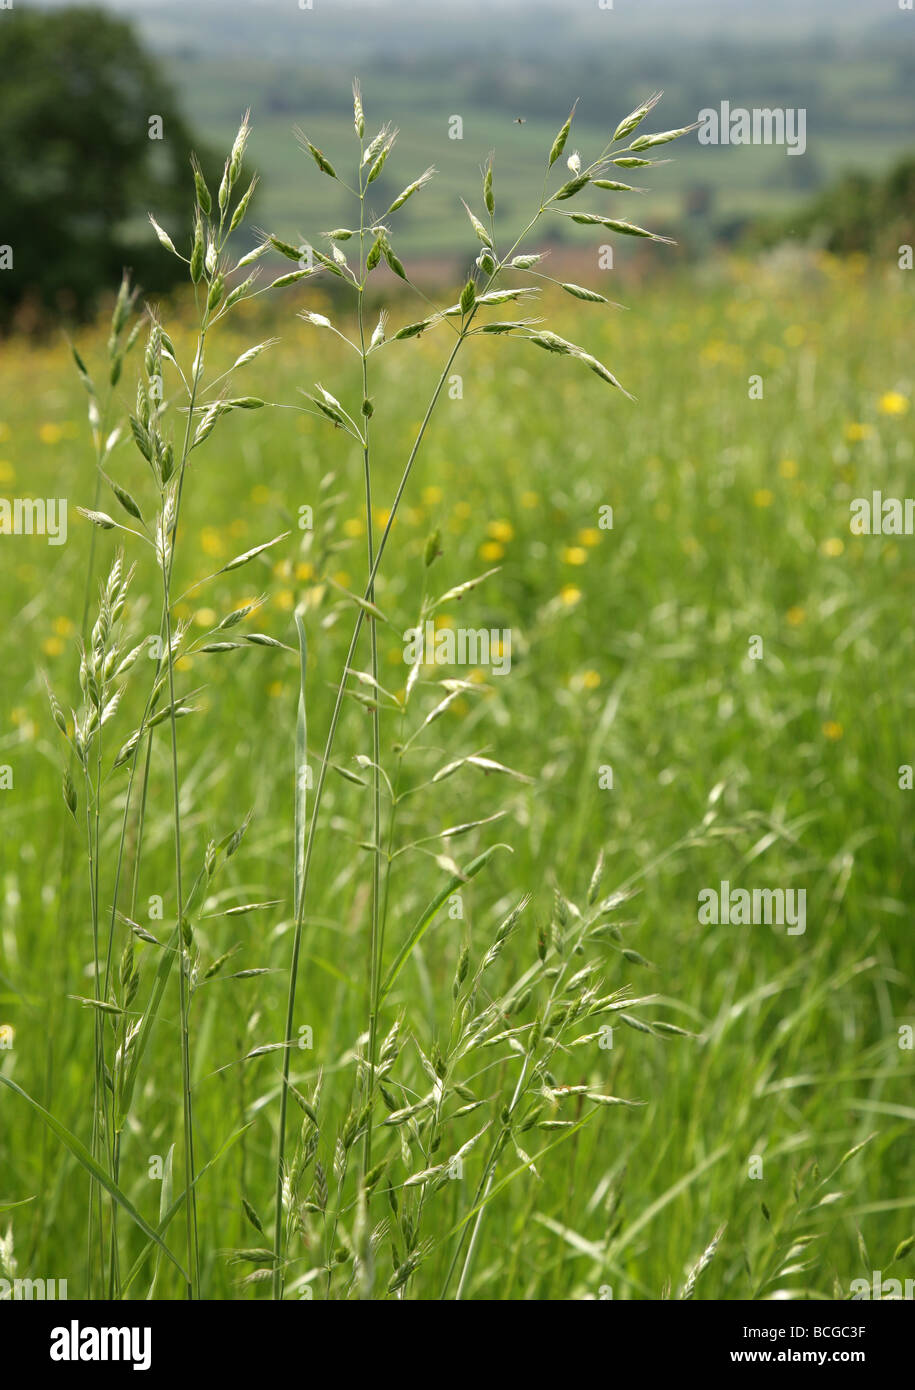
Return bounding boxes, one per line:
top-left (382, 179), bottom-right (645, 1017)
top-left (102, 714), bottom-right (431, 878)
top-left (200, 527), bottom-right (224, 557)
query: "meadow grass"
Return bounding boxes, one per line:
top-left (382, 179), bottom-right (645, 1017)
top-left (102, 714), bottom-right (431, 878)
top-left (0, 127), bottom-right (912, 1298)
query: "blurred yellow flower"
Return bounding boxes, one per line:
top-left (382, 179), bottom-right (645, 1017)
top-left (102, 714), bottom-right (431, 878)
top-left (778, 459), bottom-right (798, 478)
top-left (581, 669), bottom-right (600, 690)
top-left (53, 616), bottom-right (74, 637)
top-left (879, 392), bottom-right (909, 416)
top-left (42, 636), bottom-right (64, 657)
top-left (753, 489), bottom-right (774, 508)
top-left (268, 681), bottom-right (286, 698)
top-left (422, 485), bottom-right (443, 504)
top-left (821, 537), bottom-right (844, 557)
top-left (700, 340), bottom-right (738, 366)
top-left (562, 546), bottom-right (587, 566)
top-left (521, 491), bottom-right (539, 509)
top-left (577, 527), bottom-right (601, 547)
top-left (0, 461), bottom-right (14, 482)
top-left (783, 324), bottom-right (805, 348)
top-left (194, 607), bottom-right (217, 628)
top-left (487, 519), bottom-right (514, 543)
top-left (343, 517), bottom-right (365, 538)
top-left (479, 540), bottom-right (504, 562)
top-left (844, 423), bottom-right (874, 443)
top-left (331, 571), bottom-right (351, 589)
top-left (559, 585), bottom-right (582, 606)
top-left (250, 484), bottom-right (271, 505)
top-left (787, 606), bottom-right (806, 626)
top-left (822, 720), bottom-right (843, 741)
top-left (295, 561), bottom-right (315, 581)
top-left (200, 526), bottom-right (224, 557)
top-left (39, 423), bottom-right (62, 445)
top-left (176, 656), bottom-right (193, 672)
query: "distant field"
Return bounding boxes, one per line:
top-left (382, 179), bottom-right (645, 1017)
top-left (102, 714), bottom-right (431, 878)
top-left (163, 56), bottom-right (915, 260)
top-left (1, 250), bottom-right (913, 1298)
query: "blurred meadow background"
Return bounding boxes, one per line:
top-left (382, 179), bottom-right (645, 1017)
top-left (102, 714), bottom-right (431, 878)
top-left (0, 0), bottom-right (913, 1301)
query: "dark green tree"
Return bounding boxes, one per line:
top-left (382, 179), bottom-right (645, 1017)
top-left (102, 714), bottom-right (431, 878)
top-left (750, 154), bottom-right (915, 259)
top-left (0, 5), bottom-right (218, 327)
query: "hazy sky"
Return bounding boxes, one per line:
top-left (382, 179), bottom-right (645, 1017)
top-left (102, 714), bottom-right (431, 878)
top-left (35, 0), bottom-right (895, 53)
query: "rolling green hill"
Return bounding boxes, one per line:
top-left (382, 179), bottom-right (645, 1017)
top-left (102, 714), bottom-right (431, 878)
top-left (32, 0), bottom-right (915, 262)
